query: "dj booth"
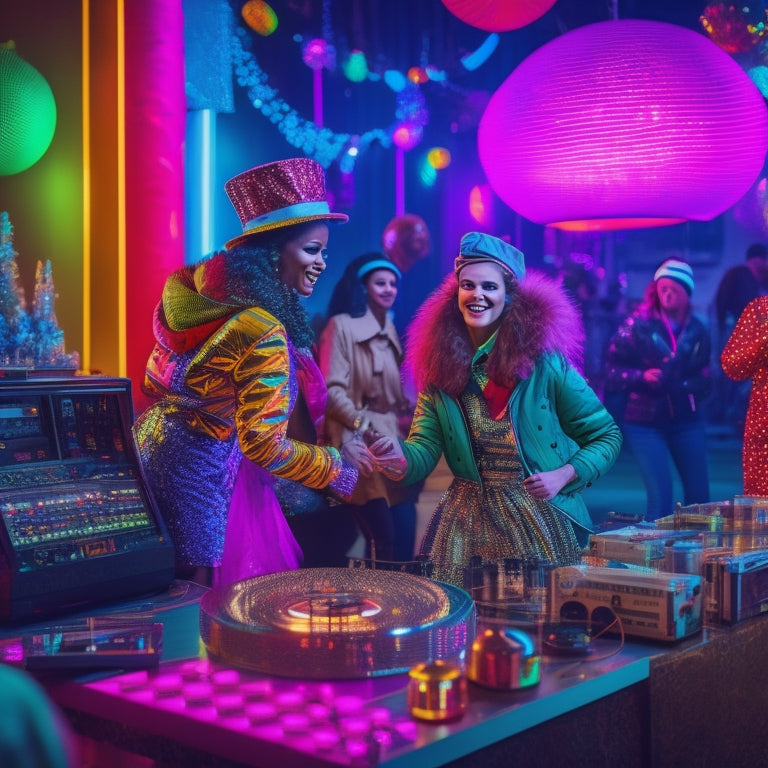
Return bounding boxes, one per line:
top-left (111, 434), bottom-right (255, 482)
top-left (3, 589), bottom-right (768, 768)
top-left (1, 377), bottom-right (768, 767)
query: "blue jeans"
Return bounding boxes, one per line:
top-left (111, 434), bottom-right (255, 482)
top-left (621, 420), bottom-right (710, 521)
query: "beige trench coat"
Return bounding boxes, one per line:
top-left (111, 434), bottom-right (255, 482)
top-left (318, 307), bottom-right (412, 505)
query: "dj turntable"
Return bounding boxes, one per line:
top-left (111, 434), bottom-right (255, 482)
top-left (200, 568), bottom-right (475, 679)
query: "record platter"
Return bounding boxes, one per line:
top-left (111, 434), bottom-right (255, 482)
top-left (199, 568), bottom-right (475, 679)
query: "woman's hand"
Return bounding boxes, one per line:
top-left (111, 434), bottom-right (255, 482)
top-left (341, 436), bottom-right (374, 477)
top-left (522, 464), bottom-right (576, 500)
top-left (368, 435), bottom-right (407, 480)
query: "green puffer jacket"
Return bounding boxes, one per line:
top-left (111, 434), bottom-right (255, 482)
top-left (401, 352), bottom-right (623, 533)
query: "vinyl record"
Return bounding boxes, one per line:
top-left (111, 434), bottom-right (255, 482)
top-left (200, 568), bottom-right (475, 679)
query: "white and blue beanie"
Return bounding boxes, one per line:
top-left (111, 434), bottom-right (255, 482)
top-left (654, 259), bottom-right (694, 295)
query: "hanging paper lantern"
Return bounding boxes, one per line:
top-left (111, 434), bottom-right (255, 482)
top-left (392, 122), bottom-right (423, 151)
top-left (469, 184), bottom-right (494, 225)
top-left (343, 50), bottom-right (368, 82)
top-left (478, 20), bottom-right (768, 232)
top-left (749, 65), bottom-right (768, 98)
top-left (302, 38), bottom-right (332, 71)
top-left (427, 147), bottom-right (451, 170)
top-left (384, 70), bottom-right (407, 92)
top-left (425, 65), bottom-right (446, 82)
top-left (418, 157), bottom-right (437, 187)
top-left (440, 0), bottom-right (556, 32)
top-left (407, 66), bottom-right (429, 84)
top-left (241, 0), bottom-right (278, 36)
top-left (0, 42), bottom-right (57, 176)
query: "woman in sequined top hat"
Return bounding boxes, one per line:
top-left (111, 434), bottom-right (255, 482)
top-left (134, 157), bottom-right (371, 587)
top-left (370, 232), bottom-right (623, 586)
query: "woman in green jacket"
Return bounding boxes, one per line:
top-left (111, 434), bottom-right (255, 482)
top-left (371, 232), bottom-right (622, 586)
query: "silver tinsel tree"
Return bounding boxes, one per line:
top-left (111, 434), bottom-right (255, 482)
top-left (0, 212), bottom-right (79, 370)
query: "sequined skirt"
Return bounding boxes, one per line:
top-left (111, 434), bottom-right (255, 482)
top-left (419, 477), bottom-right (581, 587)
top-left (418, 385), bottom-right (581, 588)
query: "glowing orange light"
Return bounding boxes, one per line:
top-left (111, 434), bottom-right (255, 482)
top-left (241, 0), bottom-right (278, 35)
top-left (469, 184), bottom-right (493, 224)
top-left (407, 66), bottom-right (428, 84)
top-left (427, 147), bottom-right (451, 169)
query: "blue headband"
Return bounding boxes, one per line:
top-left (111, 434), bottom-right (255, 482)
top-left (357, 259), bottom-right (402, 281)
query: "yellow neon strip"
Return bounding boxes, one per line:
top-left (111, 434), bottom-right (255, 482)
top-left (81, 0), bottom-right (91, 371)
top-left (117, 0), bottom-right (126, 377)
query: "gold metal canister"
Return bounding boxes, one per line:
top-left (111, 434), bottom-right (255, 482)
top-left (467, 627), bottom-right (541, 690)
top-left (407, 659), bottom-right (468, 722)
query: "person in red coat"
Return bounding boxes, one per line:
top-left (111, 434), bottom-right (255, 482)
top-left (721, 296), bottom-right (768, 495)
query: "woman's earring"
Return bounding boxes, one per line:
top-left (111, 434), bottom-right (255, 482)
top-left (270, 251), bottom-right (280, 274)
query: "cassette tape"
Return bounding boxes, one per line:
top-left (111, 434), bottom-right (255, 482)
top-left (588, 526), bottom-right (698, 568)
top-left (703, 548), bottom-right (768, 625)
top-left (550, 565), bottom-right (702, 642)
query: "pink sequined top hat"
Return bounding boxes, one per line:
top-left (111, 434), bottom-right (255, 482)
top-left (224, 157), bottom-right (348, 249)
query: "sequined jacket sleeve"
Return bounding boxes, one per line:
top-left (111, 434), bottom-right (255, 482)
top-left (721, 297), bottom-right (768, 382)
top-left (148, 307), bottom-right (343, 489)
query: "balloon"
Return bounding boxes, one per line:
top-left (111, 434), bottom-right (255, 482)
top-left (381, 214), bottom-right (431, 272)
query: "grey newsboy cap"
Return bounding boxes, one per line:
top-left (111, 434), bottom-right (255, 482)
top-left (454, 232), bottom-right (525, 281)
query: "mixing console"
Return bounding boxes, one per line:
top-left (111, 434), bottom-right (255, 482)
top-left (0, 377), bottom-right (174, 622)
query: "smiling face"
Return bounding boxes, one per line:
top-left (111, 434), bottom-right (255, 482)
top-left (457, 261), bottom-right (509, 347)
top-left (364, 268), bottom-right (399, 315)
top-left (276, 223), bottom-right (330, 297)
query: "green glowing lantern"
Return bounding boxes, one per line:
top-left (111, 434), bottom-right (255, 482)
top-left (0, 41), bottom-right (57, 176)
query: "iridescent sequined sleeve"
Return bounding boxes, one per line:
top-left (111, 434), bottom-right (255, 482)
top-left (187, 308), bottom-right (343, 489)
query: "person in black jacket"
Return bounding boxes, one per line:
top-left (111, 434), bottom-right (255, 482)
top-left (603, 259), bottom-right (711, 521)
top-left (712, 242), bottom-right (768, 430)
top-left (715, 242), bottom-right (768, 333)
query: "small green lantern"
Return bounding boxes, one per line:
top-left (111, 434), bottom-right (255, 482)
top-left (0, 41), bottom-right (57, 176)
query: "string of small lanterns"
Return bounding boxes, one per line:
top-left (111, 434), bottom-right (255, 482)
top-left (230, 2), bottom-right (477, 172)
top-left (230, 25), bottom-right (390, 170)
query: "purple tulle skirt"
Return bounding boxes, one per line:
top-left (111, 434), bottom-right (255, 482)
top-left (215, 458), bottom-right (302, 589)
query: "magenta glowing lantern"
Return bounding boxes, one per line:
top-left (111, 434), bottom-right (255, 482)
top-left (392, 122), bottom-right (423, 151)
top-left (478, 20), bottom-right (768, 232)
top-left (302, 38), bottom-right (332, 71)
top-left (441, 0), bottom-right (556, 32)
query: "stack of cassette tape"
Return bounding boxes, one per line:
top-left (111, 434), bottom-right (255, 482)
top-left (587, 526), bottom-right (700, 570)
top-left (698, 496), bottom-right (768, 625)
top-left (588, 496), bottom-right (768, 627)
